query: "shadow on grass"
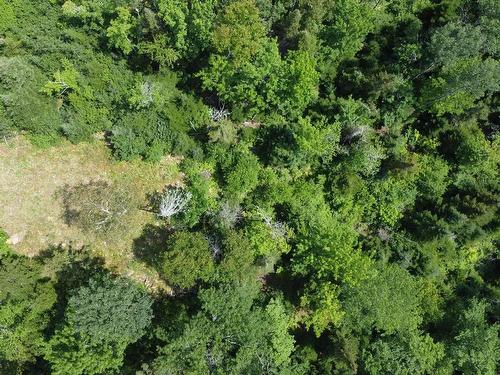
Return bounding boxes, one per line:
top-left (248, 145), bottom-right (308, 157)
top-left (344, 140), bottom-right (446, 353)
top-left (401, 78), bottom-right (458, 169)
top-left (133, 223), bottom-right (172, 270)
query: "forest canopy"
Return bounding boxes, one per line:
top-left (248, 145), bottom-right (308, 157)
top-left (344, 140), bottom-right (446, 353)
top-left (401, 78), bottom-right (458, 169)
top-left (0, 0), bottom-right (498, 374)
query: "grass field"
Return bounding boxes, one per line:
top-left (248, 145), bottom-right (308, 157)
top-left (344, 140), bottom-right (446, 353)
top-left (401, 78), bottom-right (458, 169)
top-left (0, 135), bottom-right (181, 292)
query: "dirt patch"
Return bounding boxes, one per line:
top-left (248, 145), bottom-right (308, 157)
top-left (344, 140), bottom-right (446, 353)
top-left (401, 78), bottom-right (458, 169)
top-left (0, 136), bottom-right (180, 292)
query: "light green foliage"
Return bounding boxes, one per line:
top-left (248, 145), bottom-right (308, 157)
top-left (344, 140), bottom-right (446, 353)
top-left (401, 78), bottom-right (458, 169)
top-left (181, 159), bottom-right (219, 226)
top-left (425, 57), bottom-right (500, 115)
top-left (128, 79), bottom-right (155, 110)
top-left (290, 180), bottom-right (372, 287)
top-left (45, 325), bottom-right (127, 375)
top-left (372, 172), bottom-right (417, 226)
top-left (266, 298), bottom-right (296, 367)
top-left (0, 0), bottom-right (17, 32)
top-left (422, 16), bottom-right (500, 114)
top-left (278, 51), bottom-right (319, 114)
top-left (202, 1), bottom-right (320, 117)
top-left (157, 0), bottom-right (188, 53)
top-left (293, 117), bottom-right (340, 166)
top-left (363, 332), bottom-right (446, 375)
top-left (200, 0), bottom-right (282, 117)
top-left (106, 7), bottom-right (134, 54)
top-left (319, 0), bottom-right (377, 77)
top-left (61, 1), bottom-right (89, 19)
top-left (449, 300), bottom-right (499, 375)
top-left (223, 148), bottom-right (261, 201)
top-left (1, 0), bottom-right (499, 373)
top-left (60, 0), bottom-right (118, 25)
top-left (429, 23), bottom-right (486, 66)
top-left (244, 219), bottom-right (290, 257)
top-left (270, 116), bottom-right (341, 170)
top-left (211, 0), bottom-right (267, 64)
top-left (186, 0), bottom-right (219, 55)
top-left (300, 281), bottom-right (345, 337)
top-left (161, 231), bottom-right (215, 288)
top-left (42, 59), bottom-right (81, 97)
top-left (334, 97), bottom-right (384, 176)
top-left (287, 179), bottom-right (373, 335)
top-left (415, 155), bottom-right (449, 202)
top-left (146, 0), bottom-right (219, 64)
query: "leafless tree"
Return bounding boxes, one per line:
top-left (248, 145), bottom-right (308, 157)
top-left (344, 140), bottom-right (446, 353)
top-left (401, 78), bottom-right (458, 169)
top-left (158, 187), bottom-right (192, 219)
top-left (59, 180), bottom-right (136, 236)
top-left (207, 235), bottom-right (222, 261)
top-left (218, 200), bottom-right (242, 228)
top-left (256, 207), bottom-right (288, 240)
top-left (209, 106), bottom-right (230, 122)
top-left (139, 81), bottom-right (154, 107)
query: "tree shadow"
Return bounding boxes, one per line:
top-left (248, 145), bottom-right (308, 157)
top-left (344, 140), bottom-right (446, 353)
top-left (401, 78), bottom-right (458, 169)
top-left (37, 245), bottom-right (107, 336)
top-left (144, 190), bottom-right (163, 214)
top-left (55, 183), bottom-right (80, 227)
top-left (133, 223), bottom-right (172, 270)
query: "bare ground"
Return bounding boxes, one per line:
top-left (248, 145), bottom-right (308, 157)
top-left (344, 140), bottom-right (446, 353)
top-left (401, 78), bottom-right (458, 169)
top-left (0, 135), bottom-right (180, 292)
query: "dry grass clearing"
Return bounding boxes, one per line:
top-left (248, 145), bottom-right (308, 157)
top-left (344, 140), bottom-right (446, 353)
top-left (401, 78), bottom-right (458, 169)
top-left (0, 135), bottom-right (181, 291)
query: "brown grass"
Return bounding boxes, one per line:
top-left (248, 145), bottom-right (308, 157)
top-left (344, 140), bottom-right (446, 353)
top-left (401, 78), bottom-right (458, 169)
top-left (0, 135), bottom-right (180, 292)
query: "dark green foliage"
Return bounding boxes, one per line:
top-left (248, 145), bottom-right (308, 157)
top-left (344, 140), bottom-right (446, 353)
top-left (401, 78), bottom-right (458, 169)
top-left (1, 0), bottom-right (499, 373)
top-left (342, 264), bottom-right (423, 334)
top-left (0, 56), bottom-right (62, 145)
top-left (153, 282), bottom-right (303, 374)
top-left (65, 274), bottom-right (153, 343)
top-left (0, 251), bottom-right (56, 365)
top-left (161, 231), bottom-right (214, 289)
top-left (45, 273), bottom-right (153, 375)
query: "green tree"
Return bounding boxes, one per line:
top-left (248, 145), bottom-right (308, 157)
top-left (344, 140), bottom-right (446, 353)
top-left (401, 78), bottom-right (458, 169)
top-left (223, 148), bottom-right (261, 202)
top-left (342, 264), bottom-right (423, 335)
top-left (0, 0), bottom-right (17, 33)
top-left (65, 274), bottom-right (152, 343)
top-left (45, 274), bottom-right (153, 375)
top-left (199, 0), bottom-right (282, 117)
top-left (161, 231), bottom-right (215, 288)
top-left (45, 325), bottom-right (127, 375)
top-left (363, 332), bottom-right (446, 375)
top-left (0, 56), bottom-right (62, 145)
top-left (0, 251), bottom-right (56, 365)
top-left (415, 155), bottom-right (449, 203)
top-left (154, 282), bottom-right (303, 374)
top-left (106, 7), bottom-right (135, 54)
top-left (449, 300), bottom-right (499, 375)
top-left (424, 57), bottom-right (500, 115)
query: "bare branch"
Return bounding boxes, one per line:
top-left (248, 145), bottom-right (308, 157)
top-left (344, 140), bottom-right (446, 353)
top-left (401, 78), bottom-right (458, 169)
top-left (158, 187), bottom-right (192, 219)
